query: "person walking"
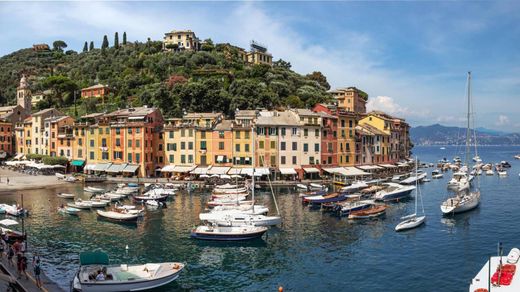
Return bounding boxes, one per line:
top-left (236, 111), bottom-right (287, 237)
top-left (34, 259), bottom-right (42, 288)
top-left (7, 245), bottom-right (14, 266)
top-left (6, 177), bottom-right (9, 185)
top-left (20, 253), bottom-right (28, 280)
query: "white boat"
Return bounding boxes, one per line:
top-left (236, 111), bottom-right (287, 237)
top-left (90, 199), bottom-right (110, 208)
top-left (0, 204), bottom-right (28, 217)
top-left (441, 190), bottom-right (480, 214)
top-left (391, 174), bottom-right (406, 182)
top-left (191, 224), bottom-right (268, 241)
top-left (133, 189), bottom-right (169, 202)
top-left (440, 147), bottom-right (446, 150)
top-left (68, 200), bottom-right (92, 209)
top-left (58, 207), bottom-right (81, 215)
top-left (212, 187), bottom-right (248, 194)
top-left (309, 183), bottom-right (326, 191)
top-left (57, 193), bottom-right (76, 199)
top-left (296, 184), bottom-right (308, 190)
top-left (374, 183), bottom-right (415, 202)
top-left (432, 174), bottom-right (444, 179)
top-left (515, 154), bottom-right (520, 160)
top-left (84, 186), bottom-right (105, 194)
top-left (396, 158), bottom-right (426, 232)
top-left (92, 194), bottom-right (119, 202)
top-left (55, 173), bottom-right (66, 179)
top-left (97, 210), bottom-right (139, 222)
top-left (65, 176), bottom-right (77, 182)
top-left (469, 245), bottom-right (520, 291)
top-left (472, 155), bottom-right (482, 162)
top-left (72, 251), bottom-right (184, 292)
top-left (145, 200), bottom-right (162, 207)
top-left (207, 200), bottom-right (255, 208)
top-left (499, 171), bottom-right (508, 177)
top-left (340, 181), bottom-right (368, 193)
top-left (211, 205), bottom-right (269, 215)
top-left (335, 200), bottom-right (374, 216)
top-left (199, 212), bottom-right (281, 227)
top-left (103, 192), bottom-right (126, 200)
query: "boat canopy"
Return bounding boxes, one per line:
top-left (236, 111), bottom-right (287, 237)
top-left (227, 167), bottom-right (242, 175)
top-left (79, 251), bottom-right (109, 265)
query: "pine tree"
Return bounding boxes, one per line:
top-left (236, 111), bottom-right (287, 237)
top-left (122, 32), bottom-right (127, 45)
top-left (89, 41), bottom-right (94, 51)
top-left (102, 35), bottom-right (109, 50)
top-left (114, 32), bottom-right (119, 48)
top-left (82, 42), bottom-right (88, 53)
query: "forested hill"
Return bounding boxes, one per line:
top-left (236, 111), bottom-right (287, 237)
top-left (0, 39), bottom-right (332, 118)
top-left (411, 124), bottom-right (520, 145)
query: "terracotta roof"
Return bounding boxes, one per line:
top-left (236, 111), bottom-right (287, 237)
top-left (214, 119), bottom-right (233, 131)
top-left (356, 124), bottom-right (389, 136)
top-left (44, 115), bottom-right (70, 123)
top-left (33, 108), bottom-right (61, 116)
top-left (183, 112), bottom-right (222, 119)
top-left (81, 112), bottom-right (105, 119)
top-left (105, 107), bottom-right (156, 118)
top-left (82, 84), bottom-right (108, 91)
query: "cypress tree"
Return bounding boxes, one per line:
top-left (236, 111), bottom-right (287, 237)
top-left (89, 41), bottom-right (94, 51)
top-left (122, 32), bottom-right (127, 45)
top-left (102, 35), bottom-right (109, 50)
top-left (82, 41), bottom-right (88, 53)
top-left (114, 32), bottom-right (119, 48)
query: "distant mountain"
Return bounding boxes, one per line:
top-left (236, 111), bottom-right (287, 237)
top-left (410, 124), bottom-right (520, 145)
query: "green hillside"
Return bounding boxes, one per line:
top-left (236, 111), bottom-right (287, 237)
top-left (0, 38), bottom-right (332, 118)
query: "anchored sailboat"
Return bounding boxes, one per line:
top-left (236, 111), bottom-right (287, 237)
top-left (440, 72), bottom-right (481, 215)
top-left (395, 157), bottom-right (426, 231)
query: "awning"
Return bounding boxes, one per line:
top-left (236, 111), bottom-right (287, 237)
top-left (106, 163), bottom-right (128, 173)
top-left (84, 164), bottom-right (96, 171)
top-left (161, 165), bottom-right (176, 172)
top-left (357, 165), bottom-right (383, 171)
top-left (241, 168), bottom-right (254, 176)
top-left (279, 168), bottom-right (297, 175)
top-left (122, 164), bottom-right (140, 173)
top-left (14, 153), bottom-right (24, 160)
top-left (303, 167), bottom-right (320, 173)
top-left (71, 160), bottom-right (85, 167)
top-left (322, 167), bottom-right (343, 174)
top-left (172, 165), bottom-right (196, 173)
top-left (255, 168), bottom-right (270, 176)
top-left (379, 164), bottom-right (397, 168)
top-left (208, 166), bottom-right (230, 175)
top-left (227, 167), bottom-right (242, 175)
top-left (191, 166), bottom-right (210, 175)
top-left (341, 167), bottom-right (370, 176)
top-left (92, 163), bottom-right (111, 172)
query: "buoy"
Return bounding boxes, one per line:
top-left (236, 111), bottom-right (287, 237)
top-left (278, 286), bottom-right (283, 292)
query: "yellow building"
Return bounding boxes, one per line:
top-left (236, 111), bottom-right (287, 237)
top-left (246, 41), bottom-right (272, 66)
top-left (358, 112), bottom-right (395, 164)
top-left (29, 108), bottom-right (64, 155)
top-left (163, 29), bottom-right (201, 51)
top-left (232, 110), bottom-right (256, 167)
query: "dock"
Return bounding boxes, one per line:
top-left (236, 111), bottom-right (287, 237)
top-left (0, 255), bottom-right (65, 292)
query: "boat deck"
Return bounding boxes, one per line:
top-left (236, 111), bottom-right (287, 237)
top-left (470, 255), bottom-right (520, 291)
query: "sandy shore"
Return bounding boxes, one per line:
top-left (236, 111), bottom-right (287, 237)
top-left (0, 168), bottom-right (71, 193)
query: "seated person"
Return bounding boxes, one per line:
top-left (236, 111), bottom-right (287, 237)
top-left (95, 270), bottom-right (105, 281)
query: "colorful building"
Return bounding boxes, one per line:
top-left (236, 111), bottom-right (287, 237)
top-left (163, 29), bottom-right (201, 51)
top-left (232, 110), bottom-right (256, 167)
top-left (81, 84), bottom-right (110, 103)
top-left (313, 105), bottom-right (338, 167)
top-left (30, 108), bottom-right (64, 155)
top-left (212, 120), bottom-right (233, 167)
top-left (44, 115), bottom-right (74, 157)
top-left (0, 120), bottom-right (13, 156)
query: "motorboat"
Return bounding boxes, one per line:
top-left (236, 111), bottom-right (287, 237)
top-left (309, 183), bottom-right (327, 191)
top-left (133, 189), bottom-right (169, 202)
top-left (514, 155), bottom-right (520, 160)
top-left (501, 161), bottom-right (512, 168)
top-left (68, 200), bottom-right (93, 210)
top-left (391, 174), bottom-right (407, 182)
top-left (400, 172), bottom-right (427, 185)
top-left (432, 173), bottom-right (444, 179)
top-left (374, 183), bottom-right (415, 202)
top-left (441, 190), bottom-right (480, 215)
top-left (190, 225), bottom-right (268, 241)
top-left (447, 171), bottom-right (470, 190)
top-left (296, 183), bottom-right (308, 190)
top-left (199, 213), bottom-right (281, 227)
top-left (298, 190), bottom-right (327, 198)
top-left (469, 245), bottom-right (520, 291)
top-left (72, 251), bottom-right (184, 292)
top-left (211, 205), bottom-right (269, 215)
top-left (303, 192), bottom-right (348, 206)
top-left (97, 210), bottom-right (140, 222)
top-left (499, 170), bottom-right (508, 177)
top-left (84, 186), bottom-right (105, 194)
top-left (212, 187), bottom-right (249, 194)
top-left (340, 181), bottom-right (368, 193)
top-left (92, 194), bottom-right (120, 202)
top-left (90, 199), bottom-right (110, 208)
top-left (214, 183), bottom-right (242, 190)
top-left (334, 200), bottom-right (374, 216)
top-left (57, 193), bottom-right (76, 199)
top-left (55, 173), bottom-right (66, 179)
top-left (103, 192), bottom-right (127, 200)
top-left (0, 204), bottom-right (28, 217)
top-left (431, 169), bottom-right (440, 175)
top-left (58, 207), bottom-right (80, 215)
top-left (473, 155), bottom-right (482, 162)
top-left (486, 169), bottom-right (495, 176)
top-left (348, 205), bottom-right (387, 219)
top-left (145, 200), bottom-right (162, 207)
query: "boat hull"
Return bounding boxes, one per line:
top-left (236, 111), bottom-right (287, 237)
top-left (375, 189), bottom-right (413, 202)
top-left (190, 230), bottom-right (266, 241)
top-left (440, 196), bottom-right (480, 215)
top-left (395, 216), bottom-right (426, 231)
top-left (73, 268), bottom-right (183, 292)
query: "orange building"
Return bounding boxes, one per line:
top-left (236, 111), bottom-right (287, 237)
top-left (45, 116), bottom-right (74, 157)
top-left (0, 120), bottom-right (13, 156)
top-left (211, 120), bottom-right (233, 166)
top-left (81, 84), bottom-right (110, 102)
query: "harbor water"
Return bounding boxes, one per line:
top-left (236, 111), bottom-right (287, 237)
top-left (1, 146), bottom-right (519, 291)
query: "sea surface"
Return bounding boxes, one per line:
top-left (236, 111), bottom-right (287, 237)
top-left (1, 145), bottom-right (519, 292)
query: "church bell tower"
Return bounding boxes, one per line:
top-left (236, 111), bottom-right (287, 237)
top-left (17, 74), bottom-right (31, 112)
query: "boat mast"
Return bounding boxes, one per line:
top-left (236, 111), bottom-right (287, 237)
top-left (414, 157), bottom-right (418, 216)
top-left (251, 126), bottom-right (255, 213)
top-left (465, 71), bottom-right (471, 170)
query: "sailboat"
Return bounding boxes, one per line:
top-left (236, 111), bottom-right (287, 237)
top-left (440, 72), bottom-right (481, 215)
top-left (395, 158), bottom-right (426, 231)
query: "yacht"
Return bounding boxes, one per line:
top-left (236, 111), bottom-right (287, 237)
top-left (374, 183), bottom-right (415, 202)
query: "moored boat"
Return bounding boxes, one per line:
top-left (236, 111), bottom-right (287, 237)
top-left (58, 207), bottom-right (81, 215)
top-left (190, 225), bottom-right (268, 241)
top-left (57, 193), bottom-right (76, 199)
top-left (374, 183), bottom-right (415, 202)
top-left (199, 212), bottom-right (281, 226)
top-left (96, 210), bottom-right (139, 222)
top-left (469, 244), bottom-right (520, 291)
top-left (71, 251), bottom-right (184, 292)
top-left (348, 205), bottom-right (387, 219)
top-left (84, 186), bottom-right (105, 194)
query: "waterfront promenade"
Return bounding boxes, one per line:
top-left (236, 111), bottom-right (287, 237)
top-left (0, 168), bottom-right (68, 193)
top-left (0, 254), bottom-right (64, 291)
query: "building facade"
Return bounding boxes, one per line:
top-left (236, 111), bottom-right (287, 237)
top-left (163, 29), bottom-right (201, 51)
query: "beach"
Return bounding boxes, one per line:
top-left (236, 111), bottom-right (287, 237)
top-left (0, 168), bottom-right (69, 193)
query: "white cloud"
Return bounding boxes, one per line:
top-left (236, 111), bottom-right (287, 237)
top-left (367, 96), bottom-right (408, 116)
top-left (495, 115), bottom-right (510, 126)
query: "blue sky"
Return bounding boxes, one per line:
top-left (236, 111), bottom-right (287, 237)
top-left (1, 1), bottom-right (519, 131)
